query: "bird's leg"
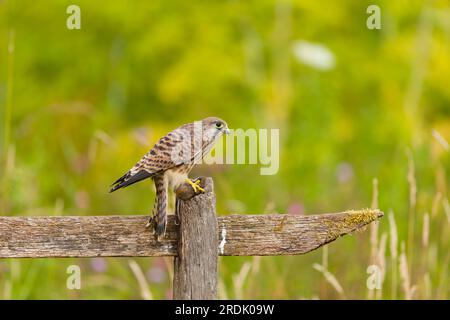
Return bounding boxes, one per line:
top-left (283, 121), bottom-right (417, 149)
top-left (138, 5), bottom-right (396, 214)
top-left (185, 178), bottom-right (205, 194)
top-left (145, 195), bottom-right (158, 235)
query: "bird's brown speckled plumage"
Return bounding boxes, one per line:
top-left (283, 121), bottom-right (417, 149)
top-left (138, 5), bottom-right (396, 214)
top-left (110, 117), bottom-right (229, 238)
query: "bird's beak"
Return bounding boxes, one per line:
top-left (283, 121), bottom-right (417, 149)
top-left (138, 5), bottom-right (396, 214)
top-left (225, 128), bottom-right (231, 135)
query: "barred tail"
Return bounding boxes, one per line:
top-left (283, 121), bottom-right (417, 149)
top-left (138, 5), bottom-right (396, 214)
top-left (152, 175), bottom-right (167, 238)
top-left (110, 170), bottom-right (152, 193)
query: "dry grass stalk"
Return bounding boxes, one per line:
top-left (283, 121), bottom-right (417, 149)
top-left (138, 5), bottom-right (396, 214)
top-left (388, 210), bottom-right (399, 259)
top-left (218, 277), bottom-right (229, 300)
top-left (312, 263), bottom-right (346, 299)
top-left (422, 213), bottom-right (430, 248)
top-left (245, 256), bottom-right (262, 299)
top-left (368, 178), bottom-right (379, 299)
top-left (406, 149), bottom-right (417, 263)
top-left (232, 262), bottom-right (252, 299)
top-left (432, 129), bottom-right (449, 151)
top-left (399, 242), bottom-right (417, 300)
top-left (388, 210), bottom-right (399, 299)
top-left (128, 259), bottom-right (153, 300)
top-left (375, 232), bottom-right (387, 299)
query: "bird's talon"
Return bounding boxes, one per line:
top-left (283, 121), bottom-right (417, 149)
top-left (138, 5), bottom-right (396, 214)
top-left (185, 178), bottom-right (205, 194)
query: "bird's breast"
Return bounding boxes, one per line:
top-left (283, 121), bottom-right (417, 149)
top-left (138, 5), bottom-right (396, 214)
top-left (165, 165), bottom-right (191, 190)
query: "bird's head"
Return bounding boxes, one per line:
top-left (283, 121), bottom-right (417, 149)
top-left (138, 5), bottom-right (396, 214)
top-left (202, 117), bottom-right (230, 140)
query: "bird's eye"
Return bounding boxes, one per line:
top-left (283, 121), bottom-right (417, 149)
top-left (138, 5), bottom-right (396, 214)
top-left (215, 122), bottom-right (223, 129)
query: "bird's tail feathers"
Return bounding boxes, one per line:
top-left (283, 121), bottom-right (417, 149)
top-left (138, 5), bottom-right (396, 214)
top-left (155, 220), bottom-right (166, 238)
top-left (109, 170), bottom-right (152, 192)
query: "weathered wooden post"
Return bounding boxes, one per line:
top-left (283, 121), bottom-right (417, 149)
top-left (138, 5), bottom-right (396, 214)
top-left (173, 177), bottom-right (218, 300)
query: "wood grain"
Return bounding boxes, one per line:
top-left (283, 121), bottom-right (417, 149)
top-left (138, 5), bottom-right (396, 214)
top-left (0, 210), bottom-right (383, 258)
top-left (173, 177), bottom-right (217, 299)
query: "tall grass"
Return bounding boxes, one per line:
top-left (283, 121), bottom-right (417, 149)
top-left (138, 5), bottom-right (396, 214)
top-left (375, 232), bottom-right (387, 299)
top-left (312, 263), bottom-right (346, 299)
top-left (128, 260), bottom-right (153, 300)
top-left (406, 149), bottom-right (417, 266)
top-left (388, 210), bottom-right (398, 299)
top-left (368, 178), bottom-right (379, 299)
top-left (399, 242), bottom-right (416, 299)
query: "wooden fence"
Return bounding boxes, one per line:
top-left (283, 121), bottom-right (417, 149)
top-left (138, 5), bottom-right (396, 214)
top-left (0, 177), bottom-right (383, 299)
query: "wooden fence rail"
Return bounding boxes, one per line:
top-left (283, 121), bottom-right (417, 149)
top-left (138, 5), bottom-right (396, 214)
top-left (0, 178), bottom-right (383, 299)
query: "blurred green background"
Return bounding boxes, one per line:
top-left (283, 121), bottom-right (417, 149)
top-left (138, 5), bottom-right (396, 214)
top-left (0, 0), bottom-right (449, 299)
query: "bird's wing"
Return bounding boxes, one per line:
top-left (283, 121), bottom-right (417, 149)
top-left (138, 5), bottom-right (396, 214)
top-left (110, 125), bottom-right (199, 192)
top-left (138, 126), bottom-right (198, 173)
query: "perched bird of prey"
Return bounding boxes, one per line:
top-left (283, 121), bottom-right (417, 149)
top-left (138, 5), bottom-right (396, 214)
top-left (110, 117), bottom-right (230, 239)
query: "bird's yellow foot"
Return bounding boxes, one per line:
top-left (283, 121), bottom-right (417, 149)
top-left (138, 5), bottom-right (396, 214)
top-left (185, 178), bottom-right (205, 194)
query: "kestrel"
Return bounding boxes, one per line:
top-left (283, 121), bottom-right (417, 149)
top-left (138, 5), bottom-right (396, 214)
top-left (110, 117), bottom-right (230, 238)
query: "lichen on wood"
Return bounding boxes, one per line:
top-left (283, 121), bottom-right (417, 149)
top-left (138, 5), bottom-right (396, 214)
top-left (0, 209), bottom-right (383, 258)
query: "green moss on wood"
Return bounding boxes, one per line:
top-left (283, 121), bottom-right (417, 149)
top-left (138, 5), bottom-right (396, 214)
top-left (323, 209), bottom-right (383, 242)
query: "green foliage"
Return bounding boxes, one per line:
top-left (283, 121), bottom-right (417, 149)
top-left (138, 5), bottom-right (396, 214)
top-left (0, 0), bottom-right (449, 299)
